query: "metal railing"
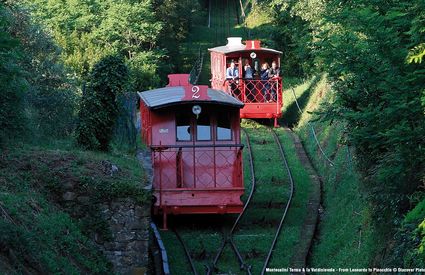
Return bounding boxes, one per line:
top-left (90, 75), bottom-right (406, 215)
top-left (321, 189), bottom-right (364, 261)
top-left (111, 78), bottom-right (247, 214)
top-left (224, 78), bottom-right (282, 104)
top-left (151, 144), bottom-right (244, 201)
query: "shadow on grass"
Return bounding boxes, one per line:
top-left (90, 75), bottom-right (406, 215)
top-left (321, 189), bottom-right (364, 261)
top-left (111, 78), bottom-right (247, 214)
top-left (281, 76), bottom-right (321, 128)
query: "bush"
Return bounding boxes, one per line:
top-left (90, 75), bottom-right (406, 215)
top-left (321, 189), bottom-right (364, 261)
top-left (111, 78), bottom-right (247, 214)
top-left (76, 55), bottom-right (130, 151)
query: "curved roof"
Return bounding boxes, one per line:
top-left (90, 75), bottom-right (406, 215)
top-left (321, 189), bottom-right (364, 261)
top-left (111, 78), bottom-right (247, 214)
top-left (138, 86), bottom-right (244, 110)
top-left (208, 44), bottom-right (282, 54)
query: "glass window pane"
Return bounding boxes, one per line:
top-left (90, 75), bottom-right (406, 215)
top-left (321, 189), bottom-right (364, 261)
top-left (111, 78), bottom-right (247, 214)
top-left (196, 115), bottom-right (211, 141)
top-left (217, 114), bottom-right (232, 140)
top-left (176, 115), bottom-right (191, 141)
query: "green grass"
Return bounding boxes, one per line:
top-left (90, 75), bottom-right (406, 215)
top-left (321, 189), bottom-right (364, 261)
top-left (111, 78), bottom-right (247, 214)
top-left (268, 128), bottom-right (313, 268)
top-left (285, 75), bottom-right (382, 271)
top-left (0, 144), bottom-right (147, 273)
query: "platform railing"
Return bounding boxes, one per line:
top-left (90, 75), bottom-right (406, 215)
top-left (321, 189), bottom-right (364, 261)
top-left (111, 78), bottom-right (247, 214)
top-left (224, 78), bottom-right (282, 104)
top-left (150, 144), bottom-right (244, 207)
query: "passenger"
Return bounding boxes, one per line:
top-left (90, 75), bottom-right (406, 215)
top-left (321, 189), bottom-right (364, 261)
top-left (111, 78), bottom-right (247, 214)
top-left (226, 60), bottom-right (240, 99)
top-left (243, 60), bottom-right (255, 102)
top-left (244, 60), bottom-right (254, 79)
top-left (260, 62), bottom-right (270, 102)
top-left (226, 60), bottom-right (239, 80)
top-left (268, 61), bottom-right (280, 102)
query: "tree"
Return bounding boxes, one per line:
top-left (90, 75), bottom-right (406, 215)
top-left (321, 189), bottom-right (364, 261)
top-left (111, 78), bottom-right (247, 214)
top-left (0, 4), bottom-right (27, 145)
top-left (15, 0), bottom-right (165, 78)
top-left (76, 55), bottom-right (129, 151)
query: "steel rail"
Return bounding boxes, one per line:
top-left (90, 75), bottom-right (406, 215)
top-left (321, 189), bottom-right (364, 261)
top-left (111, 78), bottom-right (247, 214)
top-left (260, 129), bottom-right (295, 275)
top-left (208, 128), bottom-right (255, 275)
top-left (173, 228), bottom-right (198, 275)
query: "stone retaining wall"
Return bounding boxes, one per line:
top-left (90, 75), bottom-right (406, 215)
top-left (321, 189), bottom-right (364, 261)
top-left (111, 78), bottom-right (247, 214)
top-left (98, 199), bottom-right (150, 274)
top-left (59, 191), bottom-right (150, 274)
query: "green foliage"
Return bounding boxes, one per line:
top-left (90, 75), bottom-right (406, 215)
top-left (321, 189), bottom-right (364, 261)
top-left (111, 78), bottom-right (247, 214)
top-left (268, 0), bottom-right (319, 76)
top-left (317, 0), bottom-right (425, 228)
top-left (128, 50), bottom-right (168, 91)
top-left (15, 0), bottom-right (168, 78)
top-left (76, 55), bottom-right (129, 151)
top-left (152, 0), bottom-right (202, 71)
top-left (13, 0), bottom-right (166, 84)
top-left (276, 0), bottom-right (425, 266)
top-left (6, 5), bottom-right (78, 139)
top-left (390, 196), bottom-right (425, 267)
top-left (0, 4), bottom-right (27, 145)
top-left (11, 0), bottom-right (202, 150)
top-left (407, 43), bottom-right (425, 64)
top-left (94, 1), bottom-right (162, 58)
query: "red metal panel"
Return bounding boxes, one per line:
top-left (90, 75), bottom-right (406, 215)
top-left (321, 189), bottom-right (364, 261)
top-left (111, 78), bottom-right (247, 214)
top-left (245, 40), bottom-right (261, 50)
top-left (140, 101), bottom-right (152, 146)
top-left (181, 85), bottom-right (210, 101)
top-left (167, 74), bottom-right (190, 86)
top-left (150, 111), bottom-right (176, 146)
top-left (155, 189), bottom-right (244, 206)
top-left (153, 188), bottom-right (244, 214)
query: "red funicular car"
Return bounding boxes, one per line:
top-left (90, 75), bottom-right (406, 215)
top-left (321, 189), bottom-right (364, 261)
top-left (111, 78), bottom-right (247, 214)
top-left (138, 74), bottom-right (245, 229)
top-left (209, 37), bottom-right (283, 127)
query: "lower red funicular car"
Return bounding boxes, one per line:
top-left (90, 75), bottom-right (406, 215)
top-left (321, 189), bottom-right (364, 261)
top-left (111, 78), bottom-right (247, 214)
top-left (209, 37), bottom-right (283, 127)
top-left (138, 74), bottom-right (245, 229)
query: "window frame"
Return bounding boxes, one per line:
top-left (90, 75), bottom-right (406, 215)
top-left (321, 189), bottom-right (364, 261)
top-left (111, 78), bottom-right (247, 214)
top-left (215, 114), bottom-right (233, 141)
top-left (195, 115), bottom-right (212, 142)
top-left (176, 114), bottom-right (192, 142)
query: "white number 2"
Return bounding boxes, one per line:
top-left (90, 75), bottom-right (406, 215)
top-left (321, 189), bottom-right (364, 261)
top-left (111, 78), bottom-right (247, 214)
top-left (192, 86), bottom-right (200, 99)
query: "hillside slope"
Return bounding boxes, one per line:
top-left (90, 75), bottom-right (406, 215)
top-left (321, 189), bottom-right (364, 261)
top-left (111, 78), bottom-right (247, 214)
top-left (0, 145), bottom-right (147, 273)
top-left (283, 76), bottom-right (382, 268)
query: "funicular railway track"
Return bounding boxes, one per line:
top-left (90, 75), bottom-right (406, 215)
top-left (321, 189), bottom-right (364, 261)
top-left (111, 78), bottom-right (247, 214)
top-left (150, 0), bottom-right (295, 273)
top-left (211, 0), bottom-right (248, 45)
top-left (152, 125), bottom-right (296, 275)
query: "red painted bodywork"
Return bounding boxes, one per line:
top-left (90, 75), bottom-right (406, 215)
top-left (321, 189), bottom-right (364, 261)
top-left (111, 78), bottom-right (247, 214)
top-left (139, 75), bottom-right (244, 227)
top-left (209, 40), bottom-right (283, 126)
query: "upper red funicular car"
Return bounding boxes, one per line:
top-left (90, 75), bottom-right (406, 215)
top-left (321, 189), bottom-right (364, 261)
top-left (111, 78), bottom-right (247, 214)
top-left (138, 74), bottom-right (245, 229)
top-left (209, 37), bottom-right (283, 127)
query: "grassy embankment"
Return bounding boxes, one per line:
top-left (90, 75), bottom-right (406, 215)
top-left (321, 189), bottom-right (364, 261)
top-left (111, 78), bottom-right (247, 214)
top-left (282, 75), bottom-right (383, 269)
top-left (0, 143), bottom-right (147, 273)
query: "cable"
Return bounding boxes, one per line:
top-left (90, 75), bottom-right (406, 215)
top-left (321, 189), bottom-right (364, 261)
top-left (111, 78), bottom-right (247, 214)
top-left (289, 87), bottom-right (335, 166)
